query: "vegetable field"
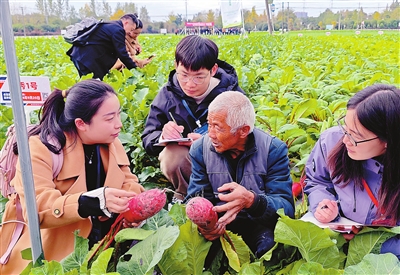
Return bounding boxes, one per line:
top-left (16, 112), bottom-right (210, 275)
top-left (0, 30), bottom-right (399, 274)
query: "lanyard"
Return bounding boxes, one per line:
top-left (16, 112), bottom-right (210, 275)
top-left (362, 178), bottom-right (379, 208)
top-left (363, 178), bottom-right (396, 226)
top-left (182, 99), bottom-right (207, 128)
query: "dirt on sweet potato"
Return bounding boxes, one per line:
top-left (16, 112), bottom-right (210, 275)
top-left (185, 197), bottom-right (218, 230)
top-left (123, 188), bottom-right (167, 223)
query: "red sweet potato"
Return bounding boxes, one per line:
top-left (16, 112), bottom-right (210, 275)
top-left (123, 188), bottom-right (167, 223)
top-left (292, 182), bottom-right (303, 197)
top-left (292, 175), bottom-right (306, 198)
top-left (186, 197), bottom-right (218, 230)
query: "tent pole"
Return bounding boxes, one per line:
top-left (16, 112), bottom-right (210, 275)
top-left (0, 0), bottom-right (45, 266)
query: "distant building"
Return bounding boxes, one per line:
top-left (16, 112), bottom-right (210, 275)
top-left (295, 12), bottom-right (308, 18)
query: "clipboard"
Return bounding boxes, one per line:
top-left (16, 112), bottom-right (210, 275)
top-left (154, 137), bottom-right (192, 146)
top-left (301, 212), bottom-right (363, 233)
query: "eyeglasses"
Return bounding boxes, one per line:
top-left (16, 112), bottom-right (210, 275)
top-left (337, 116), bottom-right (379, 146)
top-left (176, 71), bottom-right (210, 85)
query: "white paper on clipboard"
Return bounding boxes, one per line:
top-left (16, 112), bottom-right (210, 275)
top-left (301, 212), bottom-right (363, 233)
top-left (154, 137), bottom-right (192, 146)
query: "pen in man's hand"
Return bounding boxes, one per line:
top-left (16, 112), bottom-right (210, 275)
top-left (169, 112), bottom-right (183, 137)
top-left (321, 200), bottom-right (340, 210)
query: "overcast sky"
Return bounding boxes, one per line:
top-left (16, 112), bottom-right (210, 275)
top-left (9, 0), bottom-right (395, 19)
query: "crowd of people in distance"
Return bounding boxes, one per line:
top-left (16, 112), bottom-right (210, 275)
top-left (175, 27), bottom-right (249, 36)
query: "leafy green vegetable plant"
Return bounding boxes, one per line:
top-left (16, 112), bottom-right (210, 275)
top-left (22, 205), bottom-right (400, 275)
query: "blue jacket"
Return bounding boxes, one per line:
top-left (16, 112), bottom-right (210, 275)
top-left (66, 20), bottom-right (136, 79)
top-left (305, 126), bottom-right (400, 257)
top-left (187, 128), bottom-right (294, 225)
top-left (141, 60), bottom-right (244, 156)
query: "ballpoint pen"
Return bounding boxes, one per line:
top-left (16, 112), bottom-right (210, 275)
top-left (321, 199), bottom-right (340, 209)
top-left (169, 112), bottom-right (183, 137)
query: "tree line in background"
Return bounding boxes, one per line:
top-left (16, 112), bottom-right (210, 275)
top-left (9, 0), bottom-right (400, 35)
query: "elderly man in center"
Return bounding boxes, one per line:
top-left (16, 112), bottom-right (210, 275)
top-left (186, 91), bottom-right (295, 259)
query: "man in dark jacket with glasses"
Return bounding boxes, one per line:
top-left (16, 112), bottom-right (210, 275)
top-left (141, 35), bottom-right (244, 203)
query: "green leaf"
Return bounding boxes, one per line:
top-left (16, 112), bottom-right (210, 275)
top-left (290, 98), bottom-right (318, 122)
top-left (220, 231), bottom-right (251, 272)
top-left (220, 235), bottom-right (240, 272)
top-left (238, 261), bottom-right (264, 275)
top-left (344, 253), bottom-right (400, 275)
top-left (168, 202), bottom-right (187, 226)
top-left (61, 231), bottom-right (89, 273)
top-left (158, 221), bottom-right (210, 275)
top-left (117, 225), bottom-right (180, 275)
top-left (274, 213), bottom-right (343, 269)
top-left (346, 226), bottom-right (400, 267)
top-left (118, 132), bottom-right (134, 144)
top-left (142, 208), bottom-right (175, 230)
top-left (28, 260), bottom-right (65, 275)
top-left (276, 124), bottom-right (307, 140)
top-left (21, 248), bottom-right (33, 260)
top-left (275, 259), bottom-right (301, 275)
top-left (296, 117), bottom-right (319, 126)
top-left (297, 261), bottom-right (344, 275)
top-left (157, 234), bottom-right (191, 274)
top-left (90, 248), bottom-right (116, 275)
top-left (64, 269), bottom-right (79, 275)
top-left (115, 228), bottom-right (155, 243)
top-left (259, 242), bottom-right (279, 262)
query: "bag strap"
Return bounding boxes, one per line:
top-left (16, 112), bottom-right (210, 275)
top-left (0, 195), bottom-right (24, 264)
top-left (50, 149), bottom-right (63, 179)
top-left (0, 150), bottom-right (63, 264)
top-left (47, 134), bottom-right (63, 179)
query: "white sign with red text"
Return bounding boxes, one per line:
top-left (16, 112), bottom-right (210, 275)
top-left (0, 75), bottom-right (51, 106)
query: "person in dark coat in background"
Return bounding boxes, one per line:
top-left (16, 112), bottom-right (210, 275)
top-left (141, 35), bottom-right (244, 203)
top-left (67, 14), bottom-right (138, 80)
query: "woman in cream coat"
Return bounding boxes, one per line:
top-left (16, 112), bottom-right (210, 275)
top-left (0, 79), bottom-right (145, 274)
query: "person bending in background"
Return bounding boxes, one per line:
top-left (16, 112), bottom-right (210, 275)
top-left (67, 14), bottom-right (139, 80)
top-left (304, 84), bottom-right (400, 258)
top-left (141, 35), bottom-right (244, 203)
top-left (186, 91), bottom-right (294, 259)
top-left (0, 80), bottom-right (144, 274)
top-left (112, 18), bottom-right (153, 70)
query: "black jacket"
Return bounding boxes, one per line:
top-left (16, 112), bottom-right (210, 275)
top-left (141, 59), bottom-right (245, 156)
top-left (66, 20), bottom-right (136, 79)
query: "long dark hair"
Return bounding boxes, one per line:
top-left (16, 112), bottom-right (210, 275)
top-left (28, 79), bottom-right (117, 154)
top-left (328, 84), bottom-right (400, 220)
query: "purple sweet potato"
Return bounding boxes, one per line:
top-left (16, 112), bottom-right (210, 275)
top-left (123, 188), bottom-right (166, 223)
top-left (186, 197), bottom-right (218, 230)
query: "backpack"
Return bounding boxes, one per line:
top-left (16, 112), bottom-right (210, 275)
top-left (63, 17), bottom-right (104, 46)
top-left (0, 124), bottom-right (63, 198)
top-left (0, 124), bottom-right (63, 264)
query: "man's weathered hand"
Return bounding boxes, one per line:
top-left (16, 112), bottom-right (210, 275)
top-left (198, 222), bottom-right (226, 241)
top-left (213, 182), bottom-right (255, 226)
